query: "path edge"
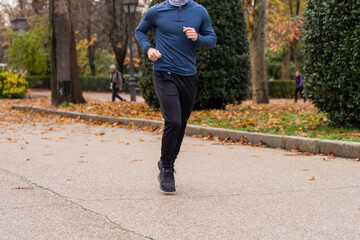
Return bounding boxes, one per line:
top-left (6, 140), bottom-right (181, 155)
top-left (12, 105), bottom-right (360, 159)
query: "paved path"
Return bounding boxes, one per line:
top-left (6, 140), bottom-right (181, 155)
top-left (0, 117), bottom-right (359, 239)
top-left (27, 89), bottom-right (145, 103)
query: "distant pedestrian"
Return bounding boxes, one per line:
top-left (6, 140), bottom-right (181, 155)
top-left (295, 71), bottom-right (306, 103)
top-left (109, 65), bottom-right (126, 102)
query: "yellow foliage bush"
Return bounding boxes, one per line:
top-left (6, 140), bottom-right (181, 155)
top-left (0, 69), bottom-right (28, 98)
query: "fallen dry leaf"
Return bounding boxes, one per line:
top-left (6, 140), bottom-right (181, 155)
top-left (139, 138), bottom-right (145, 142)
top-left (252, 155), bottom-right (261, 157)
top-left (130, 159), bottom-right (143, 163)
top-left (307, 176), bottom-right (315, 181)
top-left (14, 186), bottom-right (34, 190)
top-left (24, 158), bottom-right (31, 161)
top-left (20, 147), bottom-right (25, 150)
top-left (118, 140), bottom-right (124, 143)
top-left (328, 152), bottom-right (335, 159)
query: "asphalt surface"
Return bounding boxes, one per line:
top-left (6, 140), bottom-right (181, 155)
top-left (0, 117), bottom-right (359, 239)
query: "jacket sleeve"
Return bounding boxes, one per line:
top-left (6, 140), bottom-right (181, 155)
top-left (135, 6), bottom-right (157, 53)
top-left (196, 8), bottom-right (217, 49)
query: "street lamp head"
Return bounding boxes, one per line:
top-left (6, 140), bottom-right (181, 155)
top-left (11, 17), bottom-right (27, 31)
top-left (122, 0), bottom-right (137, 14)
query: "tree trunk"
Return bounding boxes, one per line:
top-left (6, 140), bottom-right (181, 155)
top-left (50, 0), bottom-right (86, 106)
top-left (85, 0), bottom-right (96, 76)
top-left (250, 0), bottom-right (269, 104)
top-left (70, 24), bottom-right (86, 103)
top-left (87, 25), bottom-right (96, 76)
top-left (49, 0), bottom-right (61, 106)
top-left (289, 0), bottom-right (300, 72)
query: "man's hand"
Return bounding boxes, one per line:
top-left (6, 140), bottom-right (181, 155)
top-left (183, 27), bottom-right (198, 41)
top-left (147, 48), bottom-right (162, 62)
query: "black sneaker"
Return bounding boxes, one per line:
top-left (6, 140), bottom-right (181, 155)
top-left (158, 167), bottom-right (176, 193)
top-left (158, 160), bottom-right (163, 171)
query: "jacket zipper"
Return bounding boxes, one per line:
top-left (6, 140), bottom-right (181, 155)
top-left (178, 6), bottom-right (181, 21)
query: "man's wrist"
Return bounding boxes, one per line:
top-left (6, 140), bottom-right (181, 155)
top-left (145, 46), bottom-right (153, 54)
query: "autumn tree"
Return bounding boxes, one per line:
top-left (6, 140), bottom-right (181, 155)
top-left (49, 0), bottom-right (86, 106)
top-left (90, 0), bottom-right (129, 73)
top-left (5, 16), bottom-right (49, 74)
top-left (267, 0), bottom-right (304, 78)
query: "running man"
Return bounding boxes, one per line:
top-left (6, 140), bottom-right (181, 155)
top-left (135, 0), bottom-right (217, 193)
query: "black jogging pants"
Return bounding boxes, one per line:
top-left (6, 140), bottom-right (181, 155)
top-left (153, 70), bottom-right (198, 169)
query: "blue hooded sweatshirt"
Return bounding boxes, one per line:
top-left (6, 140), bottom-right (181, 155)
top-left (135, 0), bottom-right (217, 76)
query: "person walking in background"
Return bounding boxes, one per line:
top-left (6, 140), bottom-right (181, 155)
top-left (109, 65), bottom-right (126, 102)
top-left (135, 0), bottom-right (217, 193)
top-left (295, 71), bottom-right (306, 103)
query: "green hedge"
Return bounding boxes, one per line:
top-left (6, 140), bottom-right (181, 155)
top-left (302, 0), bottom-right (360, 127)
top-left (26, 75), bottom-right (48, 88)
top-left (268, 80), bottom-right (296, 98)
top-left (80, 74), bottom-right (141, 92)
top-left (26, 74), bottom-right (141, 92)
top-left (27, 74), bottom-right (296, 99)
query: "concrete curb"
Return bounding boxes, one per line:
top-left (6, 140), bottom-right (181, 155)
top-left (12, 105), bottom-right (360, 159)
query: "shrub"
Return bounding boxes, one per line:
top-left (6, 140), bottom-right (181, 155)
top-left (139, 0), bottom-right (251, 109)
top-left (5, 16), bottom-right (49, 75)
top-left (268, 80), bottom-right (295, 98)
top-left (80, 74), bottom-right (141, 92)
top-left (302, 0), bottom-right (360, 127)
top-left (0, 69), bottom-right (28, 98)
top-left (26, 75), bottom-right (48, 88)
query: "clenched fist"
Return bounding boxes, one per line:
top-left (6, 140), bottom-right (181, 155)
top-left (147, 48), bottom-right (162, 62)
top-left (183, 27), bottom-right (198, 41)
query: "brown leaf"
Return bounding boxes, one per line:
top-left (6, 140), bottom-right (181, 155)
top-left (96, 132), bottom-right (105, 136)
top-left (252, 155), bottom-right (261, 157)
top-left (24, 158), bottom-right (31, 161)
top-left (328, 152), bottom-right (335, 159)
top-left (130, 159), bottom-right (143, 163)
top-left (307, 176), bottom-right (315, 181)
top-left (139, 138), bottom-right (145, 142)
top-left (14, 186), bottom-right (34, 190)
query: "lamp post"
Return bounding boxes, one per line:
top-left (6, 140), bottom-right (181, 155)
top-left (122, 0), bottom-right (137, 102)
